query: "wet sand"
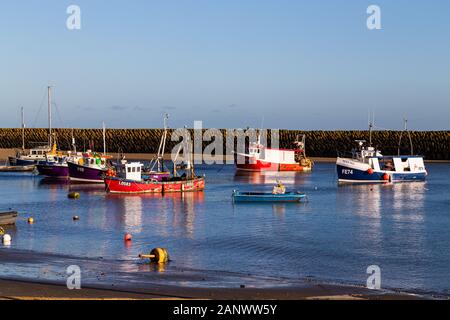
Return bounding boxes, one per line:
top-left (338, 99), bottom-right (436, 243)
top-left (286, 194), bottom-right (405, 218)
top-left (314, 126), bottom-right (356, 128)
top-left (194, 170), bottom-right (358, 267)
top-left (0, 248), bottom-right (424, 301)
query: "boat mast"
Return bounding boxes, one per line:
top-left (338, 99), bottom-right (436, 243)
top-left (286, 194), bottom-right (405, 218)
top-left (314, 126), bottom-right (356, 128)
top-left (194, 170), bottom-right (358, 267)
top-left (71, 128), bottom-right (76, 153)
top-left (159, 113), bottom-right (169, 171)
top-left (368, 111), bottom-right (374, 147)
top-left (102, 122), bottom-right (106, 155)
top-left (48, 86), bottom-right (52, 147)
top-left (397, 118), bottom-right (413, 156)
top-left (21, 107), bottom-right (25, 150)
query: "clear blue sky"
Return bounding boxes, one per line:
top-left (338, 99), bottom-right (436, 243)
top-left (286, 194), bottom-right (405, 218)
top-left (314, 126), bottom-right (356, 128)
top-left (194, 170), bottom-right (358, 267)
top-left (1, 0), bottom-right (449, 130)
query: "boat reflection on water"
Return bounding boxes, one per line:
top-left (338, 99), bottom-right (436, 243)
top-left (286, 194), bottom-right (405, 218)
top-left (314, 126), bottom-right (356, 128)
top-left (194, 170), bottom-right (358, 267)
top-left (68, 183), bottom-right (106, 195)
top-left (37, 177), bottom-right (70, 188)
top-left (233, 170), bottom-right (311, 185)
top-left (337, 182), bottom-right (426, 219)
top-left (106, 191), bottom-right (205, 239)
top-left (171, 192), bottom-right (204, 238)
top-left (336, 182), bottom-right (427, 250)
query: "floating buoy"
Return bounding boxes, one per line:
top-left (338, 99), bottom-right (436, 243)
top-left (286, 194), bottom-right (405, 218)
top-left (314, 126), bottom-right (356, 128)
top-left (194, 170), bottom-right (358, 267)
top-left (367, 168), bottom-right (374, 175)
top-left (68, 192), bottom-right (80, 199)
top-left (73, 215), bottom-right (80, 221)
top-left (124, 233), bottom-right (132, 242)
top-left (382, 173), bottom-right (390, 181)
top-left (2, 234), bottom-right (11, 244)
top-left (28, 217), bottom-right (34, 224)
top-left (139, 247), bottom-right (170, 263)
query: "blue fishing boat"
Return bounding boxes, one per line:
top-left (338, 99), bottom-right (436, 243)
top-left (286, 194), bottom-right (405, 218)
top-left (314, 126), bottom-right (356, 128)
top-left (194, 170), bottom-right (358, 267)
top-left (232, 190), bottom-right (307, 203)
top-left (337, 119), bottom-right (427, 183)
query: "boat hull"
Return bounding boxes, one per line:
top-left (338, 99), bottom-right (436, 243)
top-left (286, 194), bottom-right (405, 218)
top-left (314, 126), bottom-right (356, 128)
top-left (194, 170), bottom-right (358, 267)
top-left (235, 153), bottom-right (312, 172)
top-left (68, 161), bottom-right (106, 183)
top-left (0, 211), bottom-right (18, 225)
top-left (36, 163), bottom-right (69, 178)
top-left (9, 157), bottom-right (38, 166)
top-left (104, 176), bottom-right (205, 194)
top-left (236, 162), bottom-right (311, 172)
top-left (232, 192), bottom-right (306, 203)
top-left (337, 158), bottom-right (427, 183)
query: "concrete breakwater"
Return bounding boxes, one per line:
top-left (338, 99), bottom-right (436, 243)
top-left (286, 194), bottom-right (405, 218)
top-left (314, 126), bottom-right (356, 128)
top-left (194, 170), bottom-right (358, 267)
top-left (0, 128), bottom-right (448, 160)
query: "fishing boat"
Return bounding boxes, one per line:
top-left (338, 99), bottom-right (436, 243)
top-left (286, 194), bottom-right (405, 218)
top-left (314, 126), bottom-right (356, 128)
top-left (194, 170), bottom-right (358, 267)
top-left (104, 117), bottom-right (205, 194)
top-left (336, 120), bottom-right (427, 183)
top-left (232, 190), bottom-right (307, 203)
top-left (68, 123), bottom-right (111, 183)
top-left (234, 133), bottom-right (313, 172)
top-left (104, 162), bottom-right (205, 194)
top-left (36, 133), bottom-right (82, 178)
top-left (8, 146), bottom-right (51, 166)
top-left (68, 151), bottom-right (111, 183)
top-left (0, 210), bottom-right (18, 225)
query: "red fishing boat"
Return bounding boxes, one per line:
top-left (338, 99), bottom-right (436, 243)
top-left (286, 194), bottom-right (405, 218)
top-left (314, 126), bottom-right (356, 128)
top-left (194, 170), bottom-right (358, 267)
top-left (104, 114), bottom-right (205, 194)
top-left (234, 134), bottom-right (313, 172)
top-left (104, 162), bottom-right (205, 194)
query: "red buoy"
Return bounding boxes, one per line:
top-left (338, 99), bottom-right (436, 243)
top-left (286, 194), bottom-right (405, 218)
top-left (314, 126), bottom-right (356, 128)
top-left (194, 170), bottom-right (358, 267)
top-left (367, 168), bottom-right (374, 175)
top-left (383, 173), bottom-right (390, 181)
top-left (124, 233), bottom-right (132, 241)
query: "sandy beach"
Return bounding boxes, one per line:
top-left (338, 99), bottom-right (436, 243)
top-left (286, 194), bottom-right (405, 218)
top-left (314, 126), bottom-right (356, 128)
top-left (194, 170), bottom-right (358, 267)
top-left (0, 278), bottom-right (422, 300)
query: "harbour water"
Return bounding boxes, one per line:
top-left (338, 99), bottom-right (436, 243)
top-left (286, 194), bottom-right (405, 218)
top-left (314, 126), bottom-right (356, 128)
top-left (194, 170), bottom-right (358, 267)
top-left (1, 162), bottom-right (450, 296)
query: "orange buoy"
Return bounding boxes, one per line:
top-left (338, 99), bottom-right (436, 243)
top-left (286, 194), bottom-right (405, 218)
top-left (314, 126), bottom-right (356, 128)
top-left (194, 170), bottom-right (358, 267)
top-left (367, 168), bottom-right (374, 175)
top-left (382, 173), bottom-right (390, 181)
top-left (124, 233), bottom-right (132, 241)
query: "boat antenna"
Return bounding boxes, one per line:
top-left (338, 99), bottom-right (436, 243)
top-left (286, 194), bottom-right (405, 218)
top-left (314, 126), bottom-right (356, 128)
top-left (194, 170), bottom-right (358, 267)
top-left (368, 110), bottom-right (374, 147)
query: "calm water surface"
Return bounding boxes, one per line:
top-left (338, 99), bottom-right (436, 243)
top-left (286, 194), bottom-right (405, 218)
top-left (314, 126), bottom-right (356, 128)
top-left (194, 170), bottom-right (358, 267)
top-left (1, 163), bottom-right (450, 295)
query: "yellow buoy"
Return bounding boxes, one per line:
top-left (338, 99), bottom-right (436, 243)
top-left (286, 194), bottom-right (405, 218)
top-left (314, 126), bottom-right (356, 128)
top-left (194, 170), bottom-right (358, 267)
top-left (28, 217), bottom-right (34, 224)
top-left (68, 192), bottom-right (80, 199)
top-left (139, 247), bottom-right (170, 263)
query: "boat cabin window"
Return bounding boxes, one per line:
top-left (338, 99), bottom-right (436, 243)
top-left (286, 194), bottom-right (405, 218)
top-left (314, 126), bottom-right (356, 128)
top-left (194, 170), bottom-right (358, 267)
top-left (137, 167), bottom-right (140, 172)
top-left (127, 167), bottom-right (131, 173)
top-left (379, 158), bottom-right (395, 171)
